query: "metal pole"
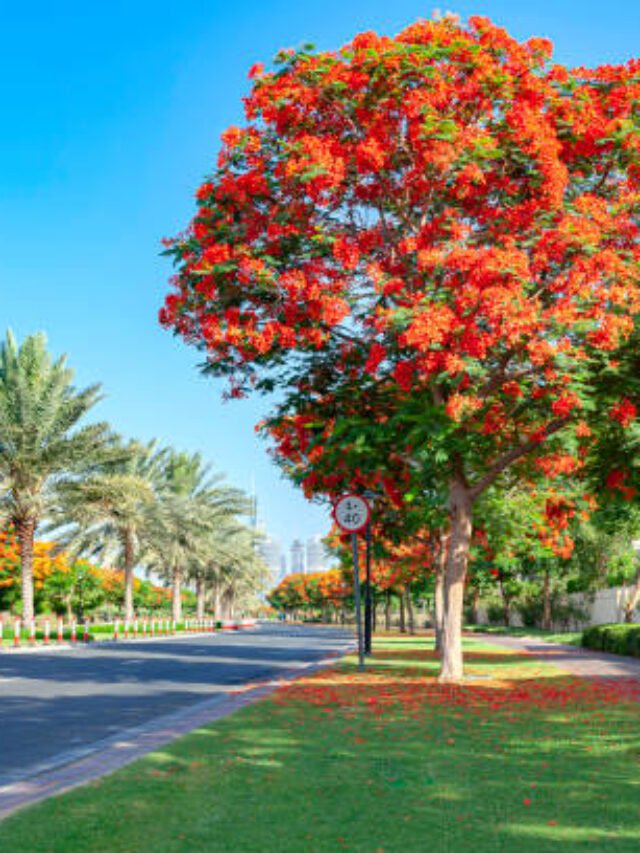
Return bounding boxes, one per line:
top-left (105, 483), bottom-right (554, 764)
top-left (364, 520), bottom-right (373, 655)
top-left (351, 533), bottom-right (365, 671)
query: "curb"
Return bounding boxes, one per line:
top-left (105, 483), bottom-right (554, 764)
top-left (0, 642), bottom-right (354, 822)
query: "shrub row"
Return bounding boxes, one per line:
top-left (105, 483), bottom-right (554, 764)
top-left (581, 623), bottom-right (640, 658)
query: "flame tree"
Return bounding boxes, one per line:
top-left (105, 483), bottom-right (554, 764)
top-left (161, 15), bottom-right (640, 681)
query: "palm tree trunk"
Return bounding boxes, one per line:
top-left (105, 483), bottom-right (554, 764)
top-left (212, 582), bottom-right (222, 620)
top-left (172, 566), bottom-right (183, 622)
top-left (196, 577), bottom-right (206, 619)
top-left (16, 517), bottom-right (36, 624)
top-left (123, 530), bottom-right (135, 623)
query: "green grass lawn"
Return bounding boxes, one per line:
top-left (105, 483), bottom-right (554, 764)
top-left (465, 625), bottom-right (583, 645)
top-left (1, 635), bottom-right (639, 852)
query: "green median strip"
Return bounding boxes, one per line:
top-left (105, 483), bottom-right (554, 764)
top-left (1, 635), bottom-right (639, 853)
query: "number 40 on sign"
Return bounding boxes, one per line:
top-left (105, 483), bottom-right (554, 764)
top-left (333, 494), bottom-right (371, 533)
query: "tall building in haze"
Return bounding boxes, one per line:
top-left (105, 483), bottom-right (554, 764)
top-left (258, 535), bottom-right (285, 583)
top-left (306, 534), bottom-right (328, 572)
top-left (290, 539), bottom-right (306, 574)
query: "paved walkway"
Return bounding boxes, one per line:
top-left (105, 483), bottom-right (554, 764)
top-left (479, 633), bottom-right (640, 680)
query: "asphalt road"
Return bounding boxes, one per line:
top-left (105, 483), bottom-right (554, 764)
top-left (0, 623), bottom-right (353, 787)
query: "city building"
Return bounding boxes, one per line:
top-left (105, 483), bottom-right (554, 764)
top-left (290, 539), bottom-right (306, 574)
top-left (306, 534), bottom-right (328, 572)
top-left (258, 535), bottom-right (285, 582)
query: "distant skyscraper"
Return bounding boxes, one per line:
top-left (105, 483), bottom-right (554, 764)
top-left (258, 535), bottom-right (284, 581)
top-left (306, 534), bottom-right (328, 572)
top-left (290, 539), bottom-right (306, 574)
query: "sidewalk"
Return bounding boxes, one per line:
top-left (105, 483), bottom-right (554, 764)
top-left (477, 633), bottom-right (640, 681)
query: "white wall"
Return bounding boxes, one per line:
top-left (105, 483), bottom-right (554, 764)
top-left (476, 585), bottom-right (638, 629)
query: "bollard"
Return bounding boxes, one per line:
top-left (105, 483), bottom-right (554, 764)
top-left (71, 620), bottom-right (77, 643)
top-left (83, 620), bottom-right (90, 643)
top-left (44, 619), bottom-right (50, 645)
top-left (124, 620), bottom-right (130, 640)
top-left (14, 618), bottom-right (20, 647)
top-left (142, 619), bottom-right (147, 638)
top-left (57, 617), bottom-right (64, 643)
top-left (171, 619), bottom-right (176, 635)
top-left (114, 619), bottom-right (119, 641)
top-left (29, 620), bottom-right (36, 646)
top-left (133, 619), bottom-right (139, 639)
top-left (150, 618), bottom-right (155, 637)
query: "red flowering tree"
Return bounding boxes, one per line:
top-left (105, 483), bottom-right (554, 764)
top-left (162, 15), bottom-right (640, 680)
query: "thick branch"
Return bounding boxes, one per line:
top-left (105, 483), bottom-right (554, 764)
top-left (468, 416), bottom-right (573, 500)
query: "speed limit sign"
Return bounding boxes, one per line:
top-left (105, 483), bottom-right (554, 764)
top-left (333, 494), bottom-right (371, 533)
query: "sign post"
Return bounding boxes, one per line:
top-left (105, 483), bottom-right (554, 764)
top-left (333, 494), bottom-right (371, 672)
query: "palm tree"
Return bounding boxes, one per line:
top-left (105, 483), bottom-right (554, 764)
top-left (210, 526), bottom-right (271, 619)
top-left (0, 331), bottom-right (113, 623)
top-left (47, 439), bottom-right (166, 622)
top-left (145, 451), bottom-right (249, 622)
top-left (190, 522), bottom-right (265, 619)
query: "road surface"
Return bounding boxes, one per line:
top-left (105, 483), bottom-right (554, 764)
top-left (0, 623), bottom-right (353, 787)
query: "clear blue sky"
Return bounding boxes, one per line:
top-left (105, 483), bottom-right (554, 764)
top-left (2, 0), bottom-right (640, 558)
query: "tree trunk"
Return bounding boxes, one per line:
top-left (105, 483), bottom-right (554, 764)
top-left (434, 536), bottom-right (447, 654)
top-left (439, 474), bottom-right (473, 683)
top-left (171, 566), bottom-right (183, 623)
top-left (542, 569), bottom-right (552, 630)
top-left (16, 517), bottom-right (37, 624)
top-left (196, 576), bottom-right (205, 619)
top-left (384, 590), bottom-right (391, 630)
top-left (372, 600), bottom-right (377, 632)
top-left (405, 588), bottom-right (415, 635)
top-left (221, 588), bottom-right (234, 620)
top-left (498, 576), bottom-right (511, 627)
top-left (123, 529), bottom-right (135, 623)
top-left (470, 585), bottom-right (480, 625)
top-left (623, 567), bottom-right (640, 623)
top-left (399, 591), bottom-right (406, 633)
top-left (212, 582), bottom-right (222, 620)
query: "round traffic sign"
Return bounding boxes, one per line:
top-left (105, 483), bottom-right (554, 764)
top-left (333, 494), bottom-right (371, 533)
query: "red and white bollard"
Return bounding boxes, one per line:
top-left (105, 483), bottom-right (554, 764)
top-left (124, 620), bottom-right (130, 640)
top-left (71, 620), bottom-right (77, 643)
top-left (133, 619), bottom-right (139, 640)
top-left (57, 617), bottom-right (64, 643)
top-left (14, 618), bottom-right (20, 647)
top-left (142, 619), bottom-right (147, 639)
top-left (113, 619), bottom-right (119, 641)
top-left (44, 619), bottom-right (50, 645)
top-left (29, 620), bottom-right (36, 646)
top-left (83, 620), bottom-right (90, 643)
top-left (150, 618), bottom-right (155, 637)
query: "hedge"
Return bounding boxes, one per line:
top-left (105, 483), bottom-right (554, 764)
top-left (581, 623), bottom-right (640, 658)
